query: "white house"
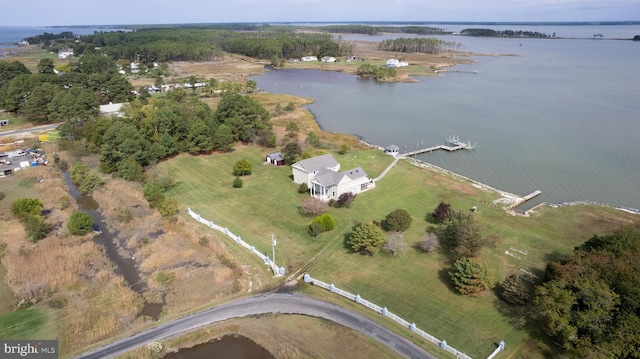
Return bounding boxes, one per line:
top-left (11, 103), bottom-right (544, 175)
top-left (99, 102), bottom-right (126, 117)
top-left (292, 154), bottom-right (375, 202)
top-left (58, 48), bottom-right (74, 59)
top-left (292, 154), bottom-right (340, 187)
top-left (301, 56), bottom-right (318, 62)
top-left (321, 56), bottom-right (336, 63)
top-left (386, 59), bottom-right (408, 68)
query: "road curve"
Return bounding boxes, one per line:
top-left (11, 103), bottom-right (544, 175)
top-left (75, 292), bottom-right (435, 359)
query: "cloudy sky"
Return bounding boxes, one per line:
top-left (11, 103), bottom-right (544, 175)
top-left (4, 0), bottom-right (639, 26)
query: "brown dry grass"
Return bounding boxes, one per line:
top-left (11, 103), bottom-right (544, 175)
top-left (90, 175), bottom-right (244, 316)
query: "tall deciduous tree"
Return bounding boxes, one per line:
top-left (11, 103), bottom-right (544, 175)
top-left (443, 210), bottom-right (484, 258)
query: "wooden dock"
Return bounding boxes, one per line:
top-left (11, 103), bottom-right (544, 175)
top-left (400, 136), bottom-right (475, 158)
top-left (508, 190), bottom-right (543, 210)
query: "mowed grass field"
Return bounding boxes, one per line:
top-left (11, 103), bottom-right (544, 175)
top-left (163, 145), bottom-right (639, 358)
top-left (1, 137), bottom-right (635, 357)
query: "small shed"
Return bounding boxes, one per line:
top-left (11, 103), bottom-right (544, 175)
top-left (266, 152), bottom-right (285, 166)
top-left (385, 144), bottom-right (400, 155)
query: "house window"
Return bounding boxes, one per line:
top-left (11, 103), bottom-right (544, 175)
top-left (361, 183), bottom-right (368, 191)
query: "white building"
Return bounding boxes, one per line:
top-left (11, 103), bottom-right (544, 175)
top-left (301, 56), bottom-right (318, 62)
top-left (99, 102), bottom-right (126, 117)
top-left (386, 59), bottom-right (409, 68)
top-left (58, 48), bottom-right (74, 59)
top-left (292, 154), bottom-right (375, 202)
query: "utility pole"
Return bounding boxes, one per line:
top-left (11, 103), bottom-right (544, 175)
top-left (271, 234), bottom-right (276, 270)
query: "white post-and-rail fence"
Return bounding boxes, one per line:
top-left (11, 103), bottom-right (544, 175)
top-left (187, 208), bottom-right (284, 276)
top-left (304, 273), bottom-right (505, 359)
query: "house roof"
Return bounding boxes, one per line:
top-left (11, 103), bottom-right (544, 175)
top-left (313, 166), bottom-right (368, 187)
top-left (293, 154), bottom-right (339, 173)
top-left (267, 152), bottom-right (284, 161)
top-left (99, 102), bottom-right (125, 114)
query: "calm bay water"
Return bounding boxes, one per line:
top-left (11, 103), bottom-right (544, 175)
top-left (253, 26), bottom-right (640, 209)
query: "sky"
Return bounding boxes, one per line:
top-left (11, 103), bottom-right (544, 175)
top-left (4, 0), bottom-right (640, 26)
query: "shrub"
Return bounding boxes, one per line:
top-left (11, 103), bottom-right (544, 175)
top-left (338, 144), bottom-right (349, 155)
top-left (309, 214), bottom-right (335, 237)
top-left (335, 192), bottom-right (355, 208)
top-left (320, 214), bottom-right (335, 231)
top-left (419, 232), bottom-right (439, 253)
top-left (384, 209), bottom-right (412, 232)
top-left (232, 158), bottom-right (252, 176)
top-left (432, 202), bottom-right (452, 223)
top-left (232, 176), bottom-right (243, 188)
top-left (299, 197), bottom-right (329, 216)
top-left (24, 214), bottom-right (49, 242)
top-left (309, 219), bottom-right (324, 237)
top-left (157, 198), bottom-right (179, 219)
top-left (70, 162), bottom-right (104, 194)
top-left (11, 198), bottom-right (44, 220)
top-left (297, 183), bottom-right (309, 193)
top-left (383, 232), bottom-right (406, 255)
top-left (67, 210), bottom-right (94, 236)
top-left (144, 183), bottom-right (164, 208)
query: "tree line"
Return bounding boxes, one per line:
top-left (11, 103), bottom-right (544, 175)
top-left (377, 37), bottom-right (461, 54)
top-left (460, 28), bottom-right (551, 38)
top-left (316, 25), bottom-right (450, 35)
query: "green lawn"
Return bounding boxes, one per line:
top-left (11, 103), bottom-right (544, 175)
top-left (163, 146), bottom-right (639, 358)
top-left (0, 307), bottom-right (57, 340)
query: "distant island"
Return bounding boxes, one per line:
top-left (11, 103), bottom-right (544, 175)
top-left (460, 28), bottom-right (553, 38)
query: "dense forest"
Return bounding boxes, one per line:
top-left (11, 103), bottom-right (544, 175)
top-left (460, 28), bottom-right (552, 38)
top-left (35, 28), bottom-right (354, 64)
top-left (377, 37), bottom-right (462, 54)
top-left (0, 55), bottom-right (133, 120)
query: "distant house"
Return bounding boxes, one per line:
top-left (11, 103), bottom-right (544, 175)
top-left (292, 154), bottom-right (375, 202)
top-left (18, 40), bottom-right (29, 46)
top-left (58, 48), bottom-right (74, 59)
top-left (386, 59), bottom-right (408, 68)
top-left (266, 152), bottom-right (284, 166)
top-left (321, 56), bottom-right (336, 63)
top-left (99, 102), bottom-right (126, 117)
top-left (301, 56), bottom-right (318, 62)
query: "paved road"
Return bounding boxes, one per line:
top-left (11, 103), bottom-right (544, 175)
top-left (0, 123), bottom-right (59, 137)
top-left (75, 292), bottom-right (435, 359)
